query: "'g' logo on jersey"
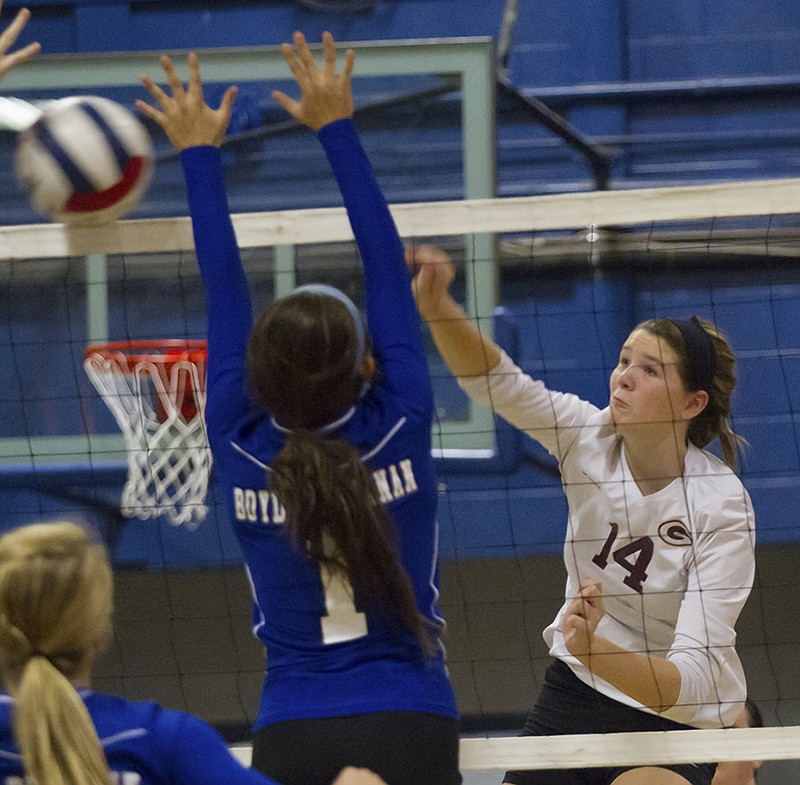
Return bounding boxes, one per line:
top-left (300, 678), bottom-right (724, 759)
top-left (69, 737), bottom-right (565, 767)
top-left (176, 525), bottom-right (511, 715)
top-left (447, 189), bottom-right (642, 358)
top-left (658, 519), bottom-right (693, 546)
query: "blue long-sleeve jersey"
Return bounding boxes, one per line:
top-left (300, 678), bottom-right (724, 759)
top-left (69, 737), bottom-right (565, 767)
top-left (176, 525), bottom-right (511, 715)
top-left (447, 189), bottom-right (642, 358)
top-left (0, 691), bottom-right (278, 785)
top-left (182, 119), bottom-right (457, 731)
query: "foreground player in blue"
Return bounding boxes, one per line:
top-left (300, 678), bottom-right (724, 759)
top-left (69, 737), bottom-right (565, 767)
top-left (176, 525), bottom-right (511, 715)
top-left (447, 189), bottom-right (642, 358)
top-left (0, 521), bottom-right (385, 785)
top-left (137, 34), bottom-right (459, 785)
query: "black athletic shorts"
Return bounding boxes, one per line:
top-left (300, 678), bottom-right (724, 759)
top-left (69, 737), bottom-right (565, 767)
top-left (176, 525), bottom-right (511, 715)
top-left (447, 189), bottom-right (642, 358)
top-left (252, 710), bottom-right (462, 785)
top-left (503, 659), bottom-right (716, 785)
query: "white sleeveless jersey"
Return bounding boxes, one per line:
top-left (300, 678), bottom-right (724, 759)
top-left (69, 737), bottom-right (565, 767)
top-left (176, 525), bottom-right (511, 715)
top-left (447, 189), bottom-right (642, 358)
top-left (459, 351), bottom-right (755, 728)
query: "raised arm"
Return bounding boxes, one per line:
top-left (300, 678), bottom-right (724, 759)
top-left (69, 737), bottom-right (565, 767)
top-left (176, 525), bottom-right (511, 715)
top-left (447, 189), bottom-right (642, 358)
top-left (0, 4), bottom-right (40, 83)
top-left (137, 55), bottom-right (250, 431)
top-left (274, 33), bottom-right (429, 404)
top-left (137, 54), bottom-right (241, 299)
top-left (408, 244), bottom-right (502, 377)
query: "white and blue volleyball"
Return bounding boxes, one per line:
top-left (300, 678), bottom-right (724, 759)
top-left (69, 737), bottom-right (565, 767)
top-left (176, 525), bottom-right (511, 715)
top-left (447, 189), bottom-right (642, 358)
top-left (15, 96), bottom-right (154, 225)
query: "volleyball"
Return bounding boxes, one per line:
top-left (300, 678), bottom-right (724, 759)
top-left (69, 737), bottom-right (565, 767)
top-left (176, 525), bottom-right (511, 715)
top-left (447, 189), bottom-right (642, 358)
top-left (15, 96), bottom-right (154, 225)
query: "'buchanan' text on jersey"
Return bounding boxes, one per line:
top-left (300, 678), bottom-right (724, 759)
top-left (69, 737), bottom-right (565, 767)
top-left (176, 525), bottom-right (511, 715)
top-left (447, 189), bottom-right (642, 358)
top-left (233, 459), bottom-right (418, 523)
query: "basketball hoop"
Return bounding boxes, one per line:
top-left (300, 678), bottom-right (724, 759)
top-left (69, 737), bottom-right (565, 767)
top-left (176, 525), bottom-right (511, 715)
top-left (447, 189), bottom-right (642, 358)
top-left (84, 340), bottom-right (211, 529)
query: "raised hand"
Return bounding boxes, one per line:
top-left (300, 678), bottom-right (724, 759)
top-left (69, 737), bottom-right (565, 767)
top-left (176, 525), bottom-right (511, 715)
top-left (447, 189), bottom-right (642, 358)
top-left (272, 31), bottom-right (354, 131)
top-left (0, 4), bottom-right (40, 82)
top-left (562, 578), bottom-right (605, 658)
top-left (405, 244), bottom-right (457, 322)
top-left (136, 52), bottom-right (238, 151)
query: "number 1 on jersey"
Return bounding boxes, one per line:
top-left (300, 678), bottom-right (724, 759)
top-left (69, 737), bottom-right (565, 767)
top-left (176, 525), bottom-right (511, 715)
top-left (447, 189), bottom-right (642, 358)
top-left (320, 564), bottom-right (368, 645)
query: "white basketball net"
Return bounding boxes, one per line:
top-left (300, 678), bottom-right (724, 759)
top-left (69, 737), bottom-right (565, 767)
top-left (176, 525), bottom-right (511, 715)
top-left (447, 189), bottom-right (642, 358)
top-left (84, 345), bottom-right (211, 529)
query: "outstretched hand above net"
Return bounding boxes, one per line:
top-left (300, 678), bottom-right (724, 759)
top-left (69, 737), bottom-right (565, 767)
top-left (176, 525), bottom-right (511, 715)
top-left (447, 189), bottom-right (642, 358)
top-left (137, 52), bottom-right (238, 151)
top-left (272, 31), bottom-right (354, 131)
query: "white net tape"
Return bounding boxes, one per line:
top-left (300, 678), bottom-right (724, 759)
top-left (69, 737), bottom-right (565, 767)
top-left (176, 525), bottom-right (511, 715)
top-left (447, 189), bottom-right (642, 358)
top-left (83, 346), bottom-right (211, 528)
top-left (4, 177), bottom-right (800, 260)
top-left (457, 727), bottom-right (800, 770)
top-left (230, 726), bottom-right (800, 770)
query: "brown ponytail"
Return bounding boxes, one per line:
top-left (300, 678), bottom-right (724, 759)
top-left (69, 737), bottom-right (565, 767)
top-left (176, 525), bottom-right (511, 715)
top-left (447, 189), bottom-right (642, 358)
top-left (270, 428), bottom-right (435, 657)
top-left (249, 290), bottom-right (435, 656)
top-left (640, 317), bottom-right (745, 470)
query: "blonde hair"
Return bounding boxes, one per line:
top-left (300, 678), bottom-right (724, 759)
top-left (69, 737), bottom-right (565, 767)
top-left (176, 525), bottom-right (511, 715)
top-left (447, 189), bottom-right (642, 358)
top-left (0, 521), bottom-right (113, 785)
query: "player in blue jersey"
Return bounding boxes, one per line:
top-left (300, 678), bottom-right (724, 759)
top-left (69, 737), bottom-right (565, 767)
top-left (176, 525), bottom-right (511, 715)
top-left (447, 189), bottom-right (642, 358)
top-left (0, 3), bottom-right (40, 82)
top-left (137, 33), bottom-right (459, 785)
top-left (0, 520), bottom-right (387, 785)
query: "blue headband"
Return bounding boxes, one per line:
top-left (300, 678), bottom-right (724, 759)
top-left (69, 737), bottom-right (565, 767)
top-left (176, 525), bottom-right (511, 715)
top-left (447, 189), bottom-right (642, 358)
top-left (668, 316), bottom-right (716, 393)
top-left (291, 284), bottom-right (366, 372)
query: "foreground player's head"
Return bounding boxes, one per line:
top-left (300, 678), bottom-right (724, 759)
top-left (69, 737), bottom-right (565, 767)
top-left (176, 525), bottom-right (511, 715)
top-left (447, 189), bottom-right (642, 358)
top-left (0, 521), bottom-right (113, 785)
top-left (248, 285), bottom-right (373, 430)
top-left (611, 315), bottom-right (741, 469)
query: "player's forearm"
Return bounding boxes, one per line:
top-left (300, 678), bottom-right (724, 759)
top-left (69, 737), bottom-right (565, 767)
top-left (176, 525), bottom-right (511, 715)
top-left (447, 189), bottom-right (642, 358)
top-left (317, 118), bottom-right (421, 349)
top-left (425, 296), bottom-right (502, 378)
top-left (576, 634), bottom-right (682, 713)
top-left (318, 119), bottom-right (405, 284)
top-left (182, 147), bottom-right (240, 281)
top-left (181, 146), bottom-right (253, 345)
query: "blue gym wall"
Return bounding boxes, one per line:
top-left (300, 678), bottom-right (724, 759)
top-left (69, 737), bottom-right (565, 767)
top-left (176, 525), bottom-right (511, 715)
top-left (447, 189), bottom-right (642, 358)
top-left (3, 0), bottom-right (800, 213)
top-left (2, 0), bottom-right (800, 569)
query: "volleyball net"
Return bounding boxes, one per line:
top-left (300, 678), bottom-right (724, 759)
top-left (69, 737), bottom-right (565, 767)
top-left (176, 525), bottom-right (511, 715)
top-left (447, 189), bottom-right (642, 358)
top-left (2, 177), bottom-right (800, 777)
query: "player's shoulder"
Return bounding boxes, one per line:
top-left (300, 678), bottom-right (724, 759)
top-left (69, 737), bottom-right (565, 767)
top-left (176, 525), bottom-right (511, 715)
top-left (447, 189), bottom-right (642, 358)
top-left (353, 385), bottom-right (433, 447)
top-left (683, 446), bottom-right (753, 530)
top-left (85, 691), bottom-right (160, 730)
top-left (86, 691), bottom-right (202, 739)
top-left (685, 445), bottom-right (745, 494)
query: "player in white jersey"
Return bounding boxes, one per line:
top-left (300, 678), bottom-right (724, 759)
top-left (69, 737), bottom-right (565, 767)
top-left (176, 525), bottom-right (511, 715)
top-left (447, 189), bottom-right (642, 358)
top-left (409, 245), bottom-right (755, 785)
top-left (0, 520), bottom-right (388, 785)
top-left (0, 2), bottom-right (40, 82)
